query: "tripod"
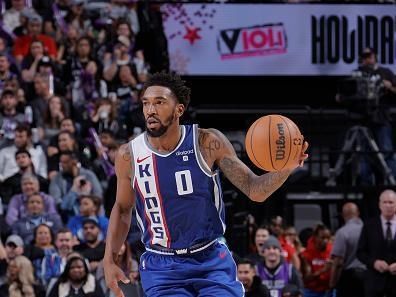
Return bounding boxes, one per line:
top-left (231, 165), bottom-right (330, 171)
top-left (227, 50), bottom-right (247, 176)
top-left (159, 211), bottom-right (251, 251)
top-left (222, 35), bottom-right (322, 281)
top-left (326, 125), bottom-right (396, 186)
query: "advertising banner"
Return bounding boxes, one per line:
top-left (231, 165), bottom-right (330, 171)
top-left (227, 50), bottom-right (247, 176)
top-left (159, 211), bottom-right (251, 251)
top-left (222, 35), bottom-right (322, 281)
top-left (161, 4), bottom-right (396, 75)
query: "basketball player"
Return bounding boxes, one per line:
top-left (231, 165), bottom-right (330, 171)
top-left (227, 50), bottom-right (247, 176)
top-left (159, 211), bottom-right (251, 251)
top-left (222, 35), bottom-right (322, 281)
top-left (104, 72), bottom-right (309, 297)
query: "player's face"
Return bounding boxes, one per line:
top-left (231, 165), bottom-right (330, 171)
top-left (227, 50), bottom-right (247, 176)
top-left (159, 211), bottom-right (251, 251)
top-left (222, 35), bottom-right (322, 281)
top-left (142, 86), bottom-right (184, 138)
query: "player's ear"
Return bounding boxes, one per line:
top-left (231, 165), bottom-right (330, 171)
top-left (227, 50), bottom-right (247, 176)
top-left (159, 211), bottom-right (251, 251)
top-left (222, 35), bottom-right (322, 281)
top-left (177, 104), bottom-right (185, 118)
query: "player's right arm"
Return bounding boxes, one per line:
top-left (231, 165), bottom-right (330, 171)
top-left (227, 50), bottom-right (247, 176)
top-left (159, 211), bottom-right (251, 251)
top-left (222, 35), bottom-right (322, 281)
top-left (104, 143), bottom-right (135, 297)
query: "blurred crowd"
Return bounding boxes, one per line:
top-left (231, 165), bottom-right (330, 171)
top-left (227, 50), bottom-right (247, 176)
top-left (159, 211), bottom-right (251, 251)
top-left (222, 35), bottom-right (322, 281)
top-left (0, 0), bottom-right (170, 296)
top-left (236, 190), bottom-right (396, 297)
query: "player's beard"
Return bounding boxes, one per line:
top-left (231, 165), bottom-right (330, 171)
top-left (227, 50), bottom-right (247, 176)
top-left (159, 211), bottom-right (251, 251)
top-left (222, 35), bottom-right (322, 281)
top-left (146, 113), bottom-right (176, 138)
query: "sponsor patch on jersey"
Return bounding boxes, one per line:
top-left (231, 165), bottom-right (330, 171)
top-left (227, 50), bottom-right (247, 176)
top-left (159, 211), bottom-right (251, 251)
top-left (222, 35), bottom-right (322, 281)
top-left (176, 149), bottom-right (194, 156)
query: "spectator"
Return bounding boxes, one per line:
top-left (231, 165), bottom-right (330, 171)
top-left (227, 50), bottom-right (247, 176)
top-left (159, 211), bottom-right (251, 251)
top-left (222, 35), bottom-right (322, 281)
top-left (237, 258), bottom-right (270, 297)
top-left (0, 255), bottom-right (45, 297)
top-left (47, 130), bottom-right (93, 179)
top-left (108, 63), bottom-right (142, 128)
top-left (1, 149), bottom-right (48, 204)
top-left (73, 218), bottom-right (105, 273)
top-left (36, 57), bottom-right (67, 96)
top-left (357, 189), bottom-right (396, 297)
top-left (67, 195), bottom-right (109, 242)
top-left (29, 74), bottom-right (53, 124)
top-left (0, 124), bottom-right (47, 182)
top-left (43, 228), bottom-right (75, 286)
top-left (0, 235), bottom-right (25, 286)
top-left (62, 36), bottom-right (97, 112)
top-left (247, 225), bottom-right (270, 264)
top-left (257, 236), bottom-right (303, 296)
top-left (89, 98), bottom-right (119, 135)
top-left (0, 54), bottom-right (19, 93)
top-left (2, 0), bottom-right (26, 32)
top-left (6, 173), bottom-right (57, 226)
top-left (56, 24), bottom-right (79, 64)
top-left (21, 40), bottom-right (47, 84)
top-left (12, 193), bottom-right (63, 245)
top-left (109, 4), bottom-right (139, 36)
top-left (270, 216), bottom-right (300, 269)
top-left (0, 89), bottom-right (25, 149)
top-left (41, 95), bottom-right (69, 146)
top-left (24, 223), bottom-right (57, 285)
top-left (65, 0), bottom-right (93, 37)
top-left (329, 202), bottom-right (366, 297)
top-left (13, 13), bottom-right (57, 64)
top-left (47, 255), bottom-right (105, 297)
top-left (301, 224), bottom-right (333, 297)
top-left (49, 150), bottom-right (103, 217)
top-left (47, 118), bottom-right (82, 154)
top-left (103, 35), bottom-right (136, 83)
top-left (284, 226), bottom-right (304, 254)
top-left (78, 60), bottom-right (107, 109)
top-left (12, 7), bottom-right (34, 37)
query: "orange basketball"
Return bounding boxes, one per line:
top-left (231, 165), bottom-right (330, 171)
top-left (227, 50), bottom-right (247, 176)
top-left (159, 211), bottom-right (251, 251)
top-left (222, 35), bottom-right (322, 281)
top-left (245, 115), bottom-right (304, 172)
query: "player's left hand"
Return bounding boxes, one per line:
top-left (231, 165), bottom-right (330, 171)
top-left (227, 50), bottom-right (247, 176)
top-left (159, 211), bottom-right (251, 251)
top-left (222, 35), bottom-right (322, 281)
top-left (298, 140), bottom-right (309, 167)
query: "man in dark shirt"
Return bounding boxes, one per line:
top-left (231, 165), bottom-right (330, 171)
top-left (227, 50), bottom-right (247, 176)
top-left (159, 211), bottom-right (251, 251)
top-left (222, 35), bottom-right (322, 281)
top-left (237, 258), bottom-right (270, 297)
top-left (1, 149), bottom-right (48, 203)
top-left (73, 218), bottom-right (105, 273)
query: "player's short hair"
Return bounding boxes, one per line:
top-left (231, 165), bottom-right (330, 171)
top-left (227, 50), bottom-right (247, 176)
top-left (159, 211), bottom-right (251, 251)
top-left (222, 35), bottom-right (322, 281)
top-left (141, 71), bottom-right (191, 109)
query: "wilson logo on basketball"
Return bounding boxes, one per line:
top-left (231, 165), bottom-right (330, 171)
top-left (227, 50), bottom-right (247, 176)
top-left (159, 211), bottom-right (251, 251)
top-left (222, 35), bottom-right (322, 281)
top-left (275, 123), bottom-right (286, 161)
top-left (245, 115), bottom-right (303, 172)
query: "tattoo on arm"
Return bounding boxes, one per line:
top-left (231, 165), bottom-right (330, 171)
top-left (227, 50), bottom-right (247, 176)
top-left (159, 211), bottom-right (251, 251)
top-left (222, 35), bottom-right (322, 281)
top-left (220, 156), bottom-right (251, 196)
top-left (122, 145), bottom-right (131, 161)
top-left (256, 171), bottom-right (290, 195)
top-left (220, 156), bottom-right (291, 201)
top-left (198, 130), bottom-right (222, 162)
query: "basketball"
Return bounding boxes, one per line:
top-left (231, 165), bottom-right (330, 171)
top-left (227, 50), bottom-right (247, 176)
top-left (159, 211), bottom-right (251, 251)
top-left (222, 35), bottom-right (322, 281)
top-left (245, 115), bottom-right (304, 172)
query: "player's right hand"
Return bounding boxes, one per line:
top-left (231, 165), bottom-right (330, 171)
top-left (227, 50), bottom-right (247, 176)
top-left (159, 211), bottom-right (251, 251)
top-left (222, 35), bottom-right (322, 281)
top-left (104, 262), bottom-right (130, 297)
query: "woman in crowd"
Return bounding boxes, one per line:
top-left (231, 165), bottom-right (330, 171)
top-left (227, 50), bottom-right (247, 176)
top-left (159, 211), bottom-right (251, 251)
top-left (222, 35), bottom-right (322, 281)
top-left (24, 224), bottom-right (57, 285)
top-left (0, 255), bottom-right (45, 297)
top-left (41, 95), bottom-right (69, 146)
top-left (48, 255), bottom-right (104, 297)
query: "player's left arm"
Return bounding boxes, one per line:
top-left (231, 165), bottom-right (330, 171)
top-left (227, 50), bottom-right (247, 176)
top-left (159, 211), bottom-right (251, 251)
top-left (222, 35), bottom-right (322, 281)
top-left (199, 128), bottom-right (308, 202)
